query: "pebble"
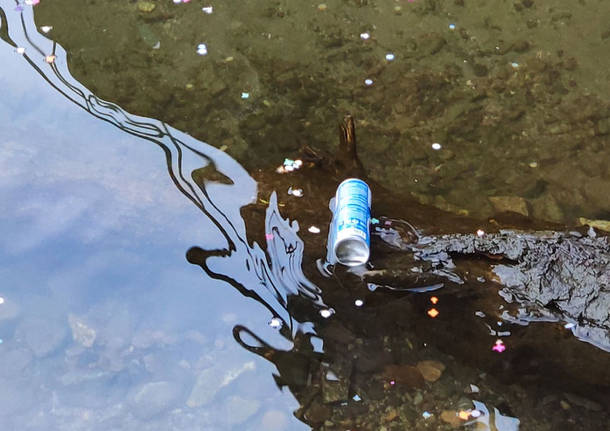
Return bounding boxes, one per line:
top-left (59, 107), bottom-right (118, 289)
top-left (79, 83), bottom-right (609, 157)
top-left (137, 1), bottom-right (156, 13)
top-left (416, 360), bottom-right (446, 382)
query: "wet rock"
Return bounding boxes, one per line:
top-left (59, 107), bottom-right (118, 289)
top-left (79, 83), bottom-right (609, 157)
top-left (563, 393), bottom-right (603, 412)
top-left (68, 314), bottom-right (96, 348)
top-left (489, 195), bottom-right (529, 216)
top-left (440, 410), bottom-right (462, 427)
top-left (303, 399), bottom-right (332, 424)
top-left (132, 381), bottom-right (181, 419)
top-left (321, 361), bottom-right (352, 403)
top-left (407, 230), bottom-right (610, 350)
top-left (530, 194), bottom-right (564, 223)
top-left (418, 33), bottom-right (446, 56)
top-left (416, 360), bottom-right (446, 382)
top-left (382, 364), bottom-right (424, 388)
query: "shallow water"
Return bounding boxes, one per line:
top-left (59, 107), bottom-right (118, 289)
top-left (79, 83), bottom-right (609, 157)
top-left (1, 1), bottom-right (609, 430)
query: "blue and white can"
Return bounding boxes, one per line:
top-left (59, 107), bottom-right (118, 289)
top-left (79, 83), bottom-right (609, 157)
top-left (329, 178), bottom-right (372, 266)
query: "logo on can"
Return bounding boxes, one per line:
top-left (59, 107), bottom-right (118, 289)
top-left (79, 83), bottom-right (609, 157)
top-left (328, 178), bottom-right (371, 266)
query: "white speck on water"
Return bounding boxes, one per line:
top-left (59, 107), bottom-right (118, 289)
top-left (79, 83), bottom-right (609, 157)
top-left (431, 142), bottom-right (442, 150)
top-left (240, 92), bottom-right (250, 99)
top-left (41, 26), bottom-right (53, 33)
top-left (288, 187), bottom-right (303, 197)
top-left (354, 299), bottom-right (364, 307)
top-left (422, 411), bottom-right (433, 419)
top-left (319, 309), bottom-right (333, 318)
top-left (364, 78), bottom-right (374, 86)
top-left (511, 62), bottom-right (519, 68)
top-left (308, 226), bottom-right (321, 234)
top-left (360, 32), bottom-right (370, 40)
top-left (202, 6), bottom-right (213, 14)
top-left (449, 24), bottom-right (456, 30)
top-left (385, 53), bottom-right (395, 61)
top-left (269, 317), bottom-right (283, 329)
top-left (196, 43), bottom-right (208, 55)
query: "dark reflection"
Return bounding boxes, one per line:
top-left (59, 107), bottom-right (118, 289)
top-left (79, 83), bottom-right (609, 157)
top-left (4, 3), bottom-right (610, 431)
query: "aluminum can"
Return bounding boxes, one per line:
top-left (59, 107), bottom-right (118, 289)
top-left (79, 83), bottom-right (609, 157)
top-left (329, 178), bottom-right (372, 266)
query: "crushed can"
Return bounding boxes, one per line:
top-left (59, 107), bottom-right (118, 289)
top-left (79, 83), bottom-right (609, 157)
top-left (328, 178), bottom-right (372, 266)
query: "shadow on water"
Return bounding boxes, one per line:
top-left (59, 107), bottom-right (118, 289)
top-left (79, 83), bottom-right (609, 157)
top-left (2, 2), bottom-right (609, 431)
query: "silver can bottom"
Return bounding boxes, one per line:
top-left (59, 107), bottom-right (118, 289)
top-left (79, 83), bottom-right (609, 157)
top-left (334, 237), bottom-right (370, 266)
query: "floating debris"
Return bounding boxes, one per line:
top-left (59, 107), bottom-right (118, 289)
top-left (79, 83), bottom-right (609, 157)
top-left (430, 296), bottom-right (439, 304)
top-left (287, 186), bottom-right (303, 197)
top-left (449, 24), bottom-right (456, 30)
top-left (364, 78), bottom-right (374, 86)
top-left (308, 226), bottom-right (321, 234)
top-left (317, 3), bottom-right (327, 11)
top-left (475, 311), bottom-right (486, 318)
top-left (202, 6), bottom-right (213, 14)
top-left (360, 32), bottom-right (370, 40)
top-left (196, 43), bottom-right (208, 55)
top-left (354, 299), bottom-right (364, 307)
top-left (269, 317), bottom-right (282, 329)
top-left (422, 411), bottom-right (433, 419)
top-left (276, 158), bottom-right (303, 174)
top-left (40, 26), bottom-right (53, 33)
top-left (511, 62), bottom-right (519, 68)
top-left (385, 53), bottom-right (395, 61)
top-left (352, 394), bottom-right (362, 401)
top-left (427, 308), bottom-right (439, 318)
top-left (240, 92), bottom-right (250, 99)
top-left (431, 142), bottom-right (442, 150)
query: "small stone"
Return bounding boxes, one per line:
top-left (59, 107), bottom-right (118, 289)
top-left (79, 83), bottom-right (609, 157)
top-left (440, 410), bottom-right (462, 427)
top-left (416, 360), bottom-right (446, 382)
top-left (489, 195), bottom-right (529, 216)
top-left (137, 1), bottom-right (156, 13)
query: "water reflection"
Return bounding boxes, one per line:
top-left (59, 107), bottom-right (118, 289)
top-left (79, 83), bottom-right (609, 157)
top-left (1, 4), bottom-right (309, 429)
top-left (2, 2), bottom-right (609, 431)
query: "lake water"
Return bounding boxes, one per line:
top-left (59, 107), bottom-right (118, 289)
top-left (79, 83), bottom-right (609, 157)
top-left (0, 1), bottom-right (608, 430)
